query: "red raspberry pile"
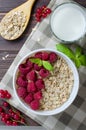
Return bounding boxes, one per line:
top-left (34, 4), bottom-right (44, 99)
top-left (35, 5), bottom-right (52, 22)
top-left (16, 51), bottom-right (57, 110)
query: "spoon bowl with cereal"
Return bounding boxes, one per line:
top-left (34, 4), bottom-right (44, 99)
top-left (0, 0), bottom-right (36, 40)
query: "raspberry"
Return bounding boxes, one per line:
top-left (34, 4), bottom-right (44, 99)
top-left (26, 70), bottom-right (37, 81)
top-left (27, 82), bottom-right (36, 92)
top-left (19, 64), bottom-right (31, 74)
top-left (30, 100), bottom-right (39, 110)
top-left (17, 87), bottom-right (27, 98)
top-left (35, 52), bottom-right (42, 59)
top-left (24, 93), bottom-right (33, 104)
top-left (34, 91), bottom-right (42, 100)
top-left (39, 69), bottom-right (50, 78)
top-left (35, 79), bottom-right (45, 90)
top-left (49, 52), bottom-right (57, 63)
top-left (34, 64), bottom-right (42, 71)
top-left (16, 76), bottom-right (28, 87)
top-left (41, 52), bottom-right (49, 60)
top-left (26, 59), bottom-right (34, 68)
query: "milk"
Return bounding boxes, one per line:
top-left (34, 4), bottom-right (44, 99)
top-left (51, 3), bottom-right (86, 42)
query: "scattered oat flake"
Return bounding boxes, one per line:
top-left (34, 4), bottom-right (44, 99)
top-left (2, 57), bottom-right (5, 60)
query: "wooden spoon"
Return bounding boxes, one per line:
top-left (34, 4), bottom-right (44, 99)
top-left (0, 0), bottom-right (36, 40)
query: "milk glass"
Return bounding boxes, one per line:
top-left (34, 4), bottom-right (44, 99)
top-left (50, 2), bottom-right (86, 47)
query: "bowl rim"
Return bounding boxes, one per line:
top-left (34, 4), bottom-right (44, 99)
top-left (13, 48), bottom-right (79, 116)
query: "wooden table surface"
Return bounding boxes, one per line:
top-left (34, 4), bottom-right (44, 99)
top-left (0, 0), bottom-right (86, 126)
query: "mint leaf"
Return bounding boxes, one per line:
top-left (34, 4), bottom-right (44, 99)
top-left (78, 55), bottom-right (86, 66)
top-left (43, 61), bottom-right (53, 71)
top-left (56, 44), bottom-right (75, 61)
top-left (74, 58), bottom-right (82, 68)
top-left (30, 58), bottom-right (54, 71)
top-left (75, 46), bottom-right (82, 58)
top-left (30, 58), bottom-right (42, 66)
top-left (56, 43), bottom-right (86, 68)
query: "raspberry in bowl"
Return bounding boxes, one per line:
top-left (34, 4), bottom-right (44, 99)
top-left (13, 49), bottom-right (79, 115)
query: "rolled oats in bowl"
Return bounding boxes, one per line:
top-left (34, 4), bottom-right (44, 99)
top-left (40, 56), bottom-right (74, 110)
top-left (13, 49), bottom-right (79, 116)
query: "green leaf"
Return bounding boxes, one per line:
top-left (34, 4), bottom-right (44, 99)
top-left (74, 58), bottom-right (82, 68)
top-left (43, 61), bottom-right (53, 71)
top-left (75, 46), bottom-right (82, 58)
top-left (30, 58), bottom-right (42, 66)
top-left (56, 44), bottom-right (75, 61)
top-left (78, 55), bottom-right (86, 66)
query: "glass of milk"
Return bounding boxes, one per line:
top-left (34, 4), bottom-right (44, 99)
top-left (50, 2), bottom-right (86, 44)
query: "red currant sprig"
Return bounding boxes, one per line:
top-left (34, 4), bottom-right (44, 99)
top-left (0, 89), bottom-right (28, 126)
top-left (0, 101), bottom-right (28, 126)
top-left (35, 5), bottom-right (52, 22)
top-left (0, 89), bottom-right (11, 99)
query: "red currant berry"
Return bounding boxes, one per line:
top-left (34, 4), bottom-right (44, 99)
top-left (0, 89), bottom-right (4, 93)
top-left (12, 121), bottom-right (18, 126)
top-left (41, 5), bottom-right (46, 10)
top-left (3, 101), bottom-right (9, 107)
top-left (8, 109), bottom-right (13, 113)
top-left (14, 114), bottom-right (20, 120)
top-left (1, 117), bottom-right (7, 122)
top-left (42, 12), bottom-right (47, 18)
top-left (6, 93), bottom-right (11, 99)
top-left (5, 114), bottom-right (10, 119)
top-left (10, 112), bottom-right (15, 117)
top-left (0, 90), bottom-right (5, 98)
top-left (36, 8), bottom-right (42, 14)
top-left (20, 118), bottom-right (25, 123)
top-left (35, 13), bottom-right (41, 18)
top-left (46, 8), bottom-right (51, 14)
top-left (4, 90), bottom-right (8, 95)
top-left (6, 120), bottom-right (12, 126)
top-left (0, 107), bottom-right (3, 112)
top-left (0, 112), bottom-right (5, 117)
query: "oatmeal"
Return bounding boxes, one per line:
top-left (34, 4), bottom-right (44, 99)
top-left (0, 11), bottom-right (26, 40)
top-left (40, 56), bottom-right (74, 110)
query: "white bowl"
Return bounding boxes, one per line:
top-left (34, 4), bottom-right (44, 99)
top-left (13, 49), bottom-right (79, 116)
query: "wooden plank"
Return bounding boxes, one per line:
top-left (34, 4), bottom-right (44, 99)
top-left (0, 0), bottom-right (27, 12)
